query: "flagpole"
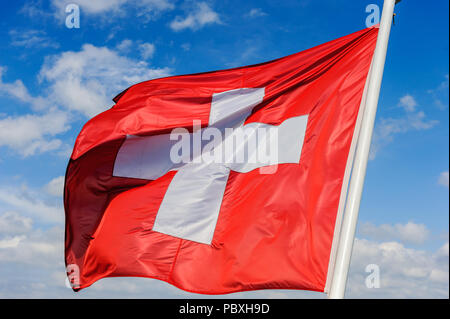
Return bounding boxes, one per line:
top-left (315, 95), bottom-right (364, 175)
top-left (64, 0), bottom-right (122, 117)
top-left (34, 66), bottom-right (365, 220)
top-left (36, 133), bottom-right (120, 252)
top-left (328, 0), bottom-right (398, 299)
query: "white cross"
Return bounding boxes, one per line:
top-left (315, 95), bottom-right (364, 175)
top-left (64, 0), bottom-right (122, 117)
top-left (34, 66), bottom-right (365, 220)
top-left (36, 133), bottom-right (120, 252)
top-left (113, 88), bottom-right (309, 245)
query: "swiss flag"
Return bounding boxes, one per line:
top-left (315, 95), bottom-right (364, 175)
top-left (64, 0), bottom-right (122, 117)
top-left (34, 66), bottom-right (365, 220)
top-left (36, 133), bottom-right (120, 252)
top-left (64, 27), bottom-right (378, 293)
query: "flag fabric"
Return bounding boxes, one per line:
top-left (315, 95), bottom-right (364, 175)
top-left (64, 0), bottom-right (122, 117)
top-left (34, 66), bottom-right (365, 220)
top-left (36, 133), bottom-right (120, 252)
top-left (64, 27), bottom-right (378, 293)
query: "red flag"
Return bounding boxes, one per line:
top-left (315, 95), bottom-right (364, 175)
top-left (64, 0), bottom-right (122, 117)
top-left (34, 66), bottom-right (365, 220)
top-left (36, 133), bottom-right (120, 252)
top-left (64, 27), bottom-right (378, 293)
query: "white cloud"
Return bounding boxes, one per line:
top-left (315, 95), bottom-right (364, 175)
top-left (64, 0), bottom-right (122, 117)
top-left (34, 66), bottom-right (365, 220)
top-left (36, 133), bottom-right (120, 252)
top-left (19, 0), bottom-right (51, 19)
top-left (0, 236), bottom-right (26, 249)
top-left (399, 94), bottom-right (417, 112)
top-left (139, 43), bottom-right (156, 60)
top-left (246, 8), bottom-right (267, 18)
top-left (0, 110), bottom-right (70, 156)
top-left (117, 40), bottom-right (155, 59)
top-left (0, 66), bottom-right (71, 156)
top-left (50, 0), bottom-right (174, 18)
top-left (428, 74), bottom-right (449, 110)
top-left (0, 212), bottom-right (33, 235)
top-left (436, 242), bottom-right (449, 258)
top-left (45, 176), bottom-right (65, 197)
top-left (1, 42), bottom-right (172, 157)
top-left (0, 185), bottom-right (62, 224)
top-left (438, 171), bottom-right (449, 188)
top-left (53, 0), bottom-right (126, 14)
top-left (0, 66), bottom-right (46, 110)
top-left (347, 238), bottom-right (449, 298)
top-left (39, 44), bottom-right (172, 117)
top-left (370, 94), bottom-right (438, 159)
top-left (136, 0), bottom-right (176, 21)
top-left (0, 226), bottom-right (63, 267)
top-left (0, 67), bottom-right (32, 101)
top-left (170, 2), bottom-right (221, 31)
top-left (116, 39), bottom-right (133, 52)
top-left (9, 29), bottom-right (59, 49)
top-left (359, 221), bottom-right (430, 245)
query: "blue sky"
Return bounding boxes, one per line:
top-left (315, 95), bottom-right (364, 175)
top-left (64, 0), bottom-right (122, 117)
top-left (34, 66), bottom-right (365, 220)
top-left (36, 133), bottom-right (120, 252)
top-left (0, 0), bottom-right (448, 298)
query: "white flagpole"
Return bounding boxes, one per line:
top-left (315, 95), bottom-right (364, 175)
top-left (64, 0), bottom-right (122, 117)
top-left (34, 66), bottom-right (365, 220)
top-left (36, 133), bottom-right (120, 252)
top-left (328, 0), bottom-right (398, 299)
